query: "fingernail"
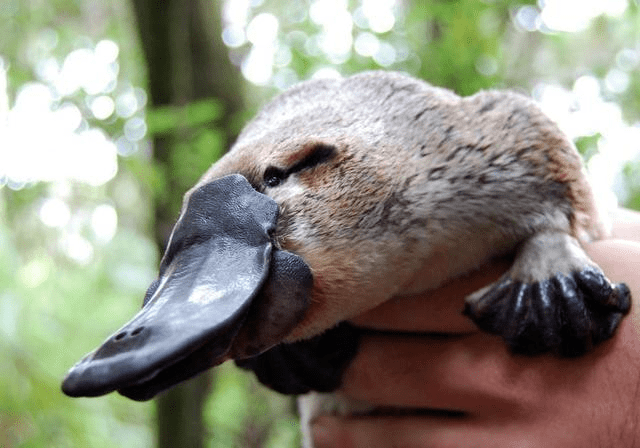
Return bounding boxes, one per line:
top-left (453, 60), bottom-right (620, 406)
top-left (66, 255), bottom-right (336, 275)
top-left (312, 416), bottom-right (338, 448)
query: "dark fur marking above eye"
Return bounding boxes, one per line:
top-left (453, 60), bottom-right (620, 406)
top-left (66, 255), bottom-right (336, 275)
top-left (263, 144), bottom-right (336, 188)
top-left (289, 144), bottom-right (337, 175)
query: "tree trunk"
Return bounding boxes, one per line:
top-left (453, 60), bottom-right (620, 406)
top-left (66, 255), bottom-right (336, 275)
top-left (129, 1), bottom-right (244, 447)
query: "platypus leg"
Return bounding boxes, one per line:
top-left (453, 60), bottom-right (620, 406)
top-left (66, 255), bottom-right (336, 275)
top-left (464, 231), bottom-right (631, 357)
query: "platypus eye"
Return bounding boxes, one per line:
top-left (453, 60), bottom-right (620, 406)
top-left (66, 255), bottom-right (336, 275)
top-left (263, 143), bottom-right (337, 188)
top-left (263, 166), bottom-right (287, 188)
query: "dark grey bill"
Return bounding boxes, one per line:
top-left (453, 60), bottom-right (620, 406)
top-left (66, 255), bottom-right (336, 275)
top-left (61, 174), bottom-right (312, 401)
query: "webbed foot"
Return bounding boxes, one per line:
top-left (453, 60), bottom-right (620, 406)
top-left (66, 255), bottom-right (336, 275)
top-left (236, 322), bottom-right (360, 394)
top-left (464, 232), bottom-right (631, 357)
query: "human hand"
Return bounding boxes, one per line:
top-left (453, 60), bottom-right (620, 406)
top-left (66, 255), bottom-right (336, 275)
top-left (312, 211), bottom-right (640, 448)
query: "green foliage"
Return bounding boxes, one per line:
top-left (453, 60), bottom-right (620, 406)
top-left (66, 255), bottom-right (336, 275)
top-left (0, 0), bottom-right (157, 445)
top-left (622, 161), bottom-right (640, 210)
top-left (405, 0), bottom-right (513, 94)
top-left (0, 212), bottom-right (155, 448)
top-left (146, 99), bottom-right (226, 198)
top-left (574, 133), bottom-right (602, 162)
top-left (146, 99), bottom-right (224, 136)
top-left (137, 98), bottom-right (228, 218)
top-left (204, 364), bottom-right (299, 448)
top-left (169, 129), bottom-right (226, 190)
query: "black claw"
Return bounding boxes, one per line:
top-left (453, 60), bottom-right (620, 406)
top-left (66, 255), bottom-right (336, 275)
top-left (576, 266), bottom-right (631, 312)
top-left (463, 278), bottom-right (514, 333)
top-left (576, 266), bottom-right (613, 302)
top-left (465, 267), bottom-right (632, 357)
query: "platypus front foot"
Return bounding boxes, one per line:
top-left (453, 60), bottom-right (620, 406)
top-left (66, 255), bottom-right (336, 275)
top-left (235, 322), bottom-right (360, 394)
top-left (464, 232), bottom-right (631, 357)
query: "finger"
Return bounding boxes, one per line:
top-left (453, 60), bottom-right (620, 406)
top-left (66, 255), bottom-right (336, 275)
top-left (311, 415), bottom-right (483, 448)
top-left (311, 414), bottom-right (582, 448)
top-left (337, 326), bottom-right (628, 416)
top-left (349, 258), bottom-right (511, 333)
top-left (338, 331), bottom-right (548, 414)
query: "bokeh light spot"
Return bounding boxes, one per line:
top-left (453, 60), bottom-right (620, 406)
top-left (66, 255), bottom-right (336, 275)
top-left (91, 95), bottom-right (115, 120)
top-left (39, 197), bottom-right (71, 228)
top-left (92, 203), bottom-right (118, 244)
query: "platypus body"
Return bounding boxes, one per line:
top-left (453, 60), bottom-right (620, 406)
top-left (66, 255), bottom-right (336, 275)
top-left (62, 71), bottom-right (631, 446)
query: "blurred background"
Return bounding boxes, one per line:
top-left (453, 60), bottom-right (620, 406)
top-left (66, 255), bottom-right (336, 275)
top-left (1, 0), bottom-right (639, 447)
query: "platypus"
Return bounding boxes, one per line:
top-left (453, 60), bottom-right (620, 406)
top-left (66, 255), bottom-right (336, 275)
top-left (61, 71), bottom-right (631, 445)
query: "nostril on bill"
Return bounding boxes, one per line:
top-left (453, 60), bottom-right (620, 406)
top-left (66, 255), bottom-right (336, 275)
top-left (114, 332), bottom-right (127, 341)
top-left (113, 327), bottom-right (145, 342)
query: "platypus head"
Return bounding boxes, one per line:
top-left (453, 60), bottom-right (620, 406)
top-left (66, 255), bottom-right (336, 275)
top-left (61, 71), bottom-right (459, 401)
